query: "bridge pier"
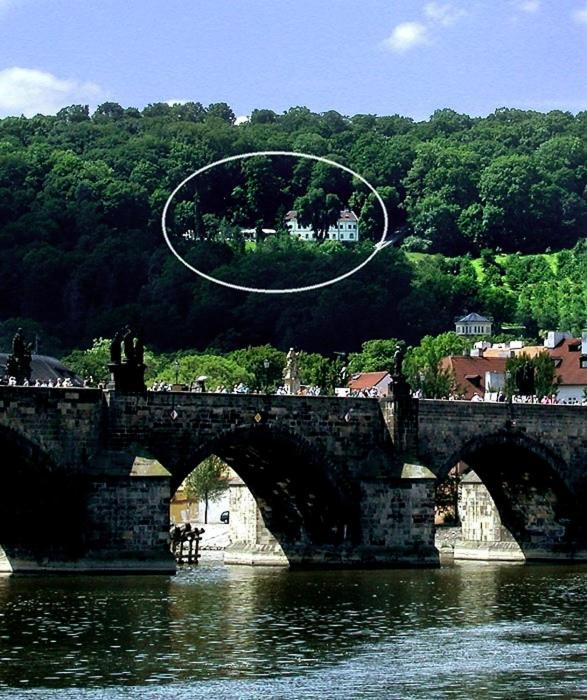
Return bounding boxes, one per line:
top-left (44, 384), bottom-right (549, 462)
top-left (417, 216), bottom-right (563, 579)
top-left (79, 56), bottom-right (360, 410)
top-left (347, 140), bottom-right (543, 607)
top-left (223, 464), bottom-right (438, 569)
top-left (358, 465), bottom-right (438, 567)
top-left (455, 470), bottom-right (587, 562)
top-left (454, 471), bottom-right (525, 561)
top-left (224, 475), bottom-right (288, 566)
top-left (82, 454), bottom-right (175, 574)
top-left (0, 450), bottom-right (175, 575)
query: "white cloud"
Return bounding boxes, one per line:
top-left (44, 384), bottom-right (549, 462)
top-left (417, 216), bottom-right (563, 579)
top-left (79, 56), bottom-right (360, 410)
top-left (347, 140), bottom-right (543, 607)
top-left (0, 67), bottom-right (103, 117)
top-left (382, 2), bottom-right (465, 53)
top-left (383, 22), bottom-right (429, 53)
top-left (573, 4), bottom-right (587, 23)
top-left (235, 115), bottom-right (249, 125)
top-left (424, 2), bottom-right (466, 26)
top-left (516, 0), bottom-right (541, 12)
top-left (166, 98), bottom-right (189, 106)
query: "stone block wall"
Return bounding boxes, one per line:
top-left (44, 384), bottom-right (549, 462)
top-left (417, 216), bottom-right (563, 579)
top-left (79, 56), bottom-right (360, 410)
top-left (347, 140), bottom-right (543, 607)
top-left (359, 477), bottom-right (436, 559)
top-left (85, 474), bottom-right (172, 568)
top-left (459, 472), bottom-right (517, 543)
top-left (418, 400), bottom-right (587, 492)
top-left (103, 392), bottom-right (390, 486)
top-left (226, 480), bottom-right (287, 565)
top-left (228, 481), bottom-right (259, 544)
top-left (2, 386), bottom-right (585, 570)
top-left (456, 471), bottom-right (524, 561)
top-left (0, 387), bottom-right (103, 470)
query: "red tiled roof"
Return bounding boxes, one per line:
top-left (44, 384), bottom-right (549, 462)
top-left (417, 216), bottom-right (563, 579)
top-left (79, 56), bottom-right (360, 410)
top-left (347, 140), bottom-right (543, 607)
top-left (348, 371), bottom-right (390, 390)
top-left (440, 356), bottom-right (508, 400)
top-left (548, 338), bottom-right (587, 386)
top-left (285, 209), bottom-right (357, 222)
top-left (443, 340), bottom-right (587, 397)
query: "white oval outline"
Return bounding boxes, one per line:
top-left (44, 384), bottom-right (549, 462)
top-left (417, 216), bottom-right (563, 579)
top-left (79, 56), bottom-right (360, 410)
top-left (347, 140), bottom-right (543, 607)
top-left (161, 150), bottom-right (390, 294)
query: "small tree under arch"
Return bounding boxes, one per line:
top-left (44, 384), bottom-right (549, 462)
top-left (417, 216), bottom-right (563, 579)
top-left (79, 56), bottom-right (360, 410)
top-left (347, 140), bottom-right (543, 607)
top-left (183, 455), bottom-right (230, 524)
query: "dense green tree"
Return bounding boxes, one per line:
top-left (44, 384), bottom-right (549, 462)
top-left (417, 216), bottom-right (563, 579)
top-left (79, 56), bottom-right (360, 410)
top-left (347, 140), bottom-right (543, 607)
top-left (404, 332), bottom-right (474, 398)
top-left (93, 102), bottom-right (125, 121)
top-left (56, 104), bottom-right (90, 124)
top-left (153, 353), bottom-right (252, 390)
top-left (505, 352), bottom-right (559, 400)
top-left (293, 189), bottom-right (342, 243)
top-left (347, 339), bottom-right (399, 373)
top-left (226, 345), bottom-right (286, 391)
top-left (206, 102), bottom-right (236, 124)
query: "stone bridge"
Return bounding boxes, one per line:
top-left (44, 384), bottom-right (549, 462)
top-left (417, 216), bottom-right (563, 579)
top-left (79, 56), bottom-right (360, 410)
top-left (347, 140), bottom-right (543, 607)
top-left (0, 386), bottom-right (585, 572)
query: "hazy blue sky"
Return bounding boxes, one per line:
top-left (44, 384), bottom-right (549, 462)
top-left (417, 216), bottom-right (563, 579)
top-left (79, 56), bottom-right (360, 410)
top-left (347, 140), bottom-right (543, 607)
top-left (0, 0), bottom-right (585, 119)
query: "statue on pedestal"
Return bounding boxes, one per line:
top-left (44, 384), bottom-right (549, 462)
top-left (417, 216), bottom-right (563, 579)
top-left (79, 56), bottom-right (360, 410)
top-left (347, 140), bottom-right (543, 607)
top-left (393, 342), bottom-right (406, 378)
top-left (107, 326), bottom-right (146, 392)
top-left (391, 341), bottom-right (410, 399)
top-left (123, 326), bottom-right (135, 365)
top-left (109, 330), bottom-right (122, 365)
top-left (4, 328), bottom-right (32, 385)
top-left (283, 348), bottom-right (301, 395)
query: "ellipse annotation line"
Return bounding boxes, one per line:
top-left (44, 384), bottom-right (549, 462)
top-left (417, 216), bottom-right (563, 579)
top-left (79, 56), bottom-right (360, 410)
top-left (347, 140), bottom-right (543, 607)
top-left (161, 150), bottom-right (390, 294)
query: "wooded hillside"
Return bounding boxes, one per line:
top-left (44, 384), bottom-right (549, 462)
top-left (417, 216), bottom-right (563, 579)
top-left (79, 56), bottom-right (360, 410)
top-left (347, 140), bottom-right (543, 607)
top-left (0, 103), bottom-right (585, 355)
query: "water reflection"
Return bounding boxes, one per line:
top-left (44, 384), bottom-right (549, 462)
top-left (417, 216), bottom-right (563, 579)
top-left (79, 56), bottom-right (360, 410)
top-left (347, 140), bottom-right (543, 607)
top-left (0, 562), bottom-right (584, 698)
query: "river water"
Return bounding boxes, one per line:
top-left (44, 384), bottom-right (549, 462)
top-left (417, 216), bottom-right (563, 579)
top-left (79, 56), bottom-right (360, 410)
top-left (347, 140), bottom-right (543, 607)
top-left (0, 561), bottom-right (585, 699)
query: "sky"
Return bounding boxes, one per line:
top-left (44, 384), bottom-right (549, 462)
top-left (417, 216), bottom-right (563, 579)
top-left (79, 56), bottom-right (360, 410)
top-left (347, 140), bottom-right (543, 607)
top-left (0, 0), bottom-right (585, 120)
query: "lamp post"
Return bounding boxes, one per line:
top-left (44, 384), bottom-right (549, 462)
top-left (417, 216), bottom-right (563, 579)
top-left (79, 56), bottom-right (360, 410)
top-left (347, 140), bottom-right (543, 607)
top-left (174, 359), bottom-right (180, 387)
top-left (263, 358), bottom-right (270, 394)
top-left (419, 371), bottom-right (426, 398)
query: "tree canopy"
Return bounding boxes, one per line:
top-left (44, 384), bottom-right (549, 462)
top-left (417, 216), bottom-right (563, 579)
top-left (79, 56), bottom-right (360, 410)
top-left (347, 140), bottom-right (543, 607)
top-left (0, 103), bottom-right (585, 358)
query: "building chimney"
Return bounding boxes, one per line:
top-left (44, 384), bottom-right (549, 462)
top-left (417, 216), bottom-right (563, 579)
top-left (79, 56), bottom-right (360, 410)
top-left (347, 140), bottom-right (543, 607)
top-left (582, 330), bottom-right (587, 356)
top-left (544, 331), bottom-right (565, 349)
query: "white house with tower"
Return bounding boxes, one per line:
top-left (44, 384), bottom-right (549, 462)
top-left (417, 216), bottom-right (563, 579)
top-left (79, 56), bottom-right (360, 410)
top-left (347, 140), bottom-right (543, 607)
top-left (455, 312), bottom-right (493, 337)
top-left (285, 209), bottom-right (360, 242)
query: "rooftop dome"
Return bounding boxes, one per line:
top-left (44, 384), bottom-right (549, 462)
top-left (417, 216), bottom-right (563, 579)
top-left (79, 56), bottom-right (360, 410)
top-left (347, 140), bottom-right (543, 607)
top-left (0, 354), bottom-right (83, 386)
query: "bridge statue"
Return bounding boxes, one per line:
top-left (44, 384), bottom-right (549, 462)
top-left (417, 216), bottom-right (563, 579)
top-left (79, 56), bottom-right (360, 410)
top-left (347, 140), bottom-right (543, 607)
top-left (108, 325), bottom-right (146, 392)
top-left (283, 347), bottom-right (301, 395)
top-left (391, 341), bottom-right (410, 399)
top-left (4, 328), bottom-right (32, 385)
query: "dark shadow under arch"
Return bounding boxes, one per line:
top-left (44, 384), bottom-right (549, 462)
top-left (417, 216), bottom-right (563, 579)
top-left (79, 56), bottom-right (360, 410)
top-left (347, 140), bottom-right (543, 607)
top-left (159, 424), bottom-right (359, 553)
top-left (443, 431), bottom-right (583, 554)
top-left (0, 425), bottom-right (87, 562)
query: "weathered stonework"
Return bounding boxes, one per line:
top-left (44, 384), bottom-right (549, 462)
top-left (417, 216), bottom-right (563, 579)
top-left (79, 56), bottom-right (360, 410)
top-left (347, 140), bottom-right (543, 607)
top-left (358, 474), bottom-right (437, 566)
top-left (225, 479), bottom-right (288, 566)
top-left (0, 387), bottom-right (585, 572)
top-left (416, 400), bottom-right (587, 560)
top-left (455, 471), bottom-right (524, 561)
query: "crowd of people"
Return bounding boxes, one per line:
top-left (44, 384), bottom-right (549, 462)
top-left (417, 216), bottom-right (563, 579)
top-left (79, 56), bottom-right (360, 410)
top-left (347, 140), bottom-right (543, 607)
top-left (2, 376), bottom-right (80, 388)
top-left (148, 381), bottom-right (327, 396)
top-left (453, 392), bottom-right (587, 405)
top-left (2, 374), bottom-right (585, 404)
top-left (349, 387), bottom-right (382, 398)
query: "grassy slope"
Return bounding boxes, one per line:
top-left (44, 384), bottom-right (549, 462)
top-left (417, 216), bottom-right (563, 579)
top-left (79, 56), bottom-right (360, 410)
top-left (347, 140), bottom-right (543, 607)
top-left (405, 251), bottom-right (559, 285)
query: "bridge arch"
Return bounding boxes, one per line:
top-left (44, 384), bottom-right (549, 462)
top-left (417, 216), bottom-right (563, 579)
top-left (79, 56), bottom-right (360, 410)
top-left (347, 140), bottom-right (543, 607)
top-left (0, 424), bottom-right (86, 567)
top-left (439, 431), bottom-right (580, 557)
top-left (153, 422), bottom-right (358, 560)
